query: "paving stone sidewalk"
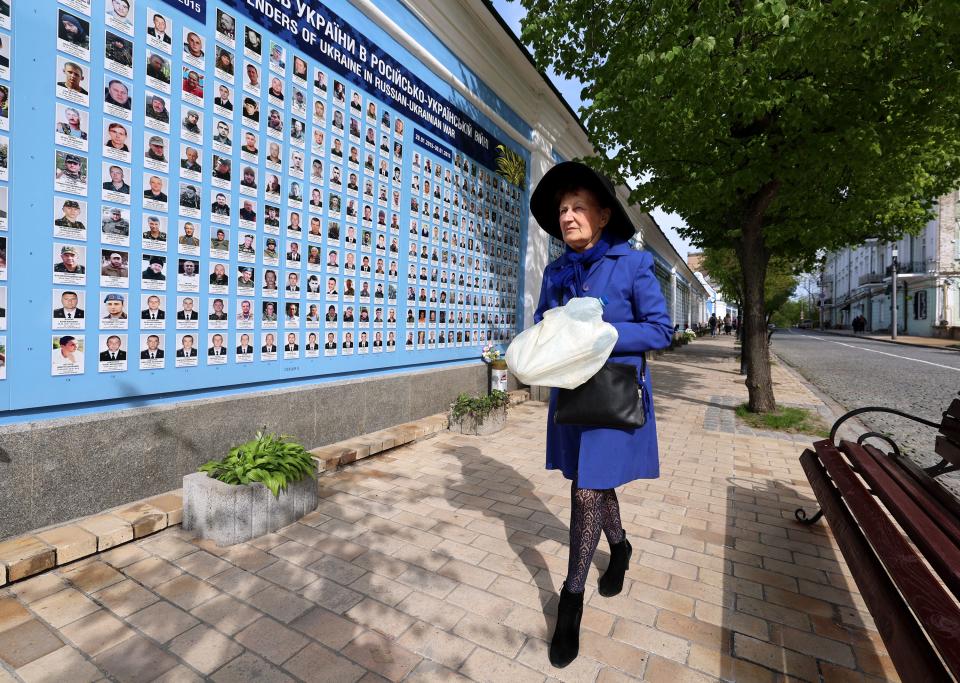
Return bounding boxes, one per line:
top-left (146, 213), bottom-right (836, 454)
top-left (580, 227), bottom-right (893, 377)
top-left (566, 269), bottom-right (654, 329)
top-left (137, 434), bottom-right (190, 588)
top-left (0, 338), bottom-right (897, 682)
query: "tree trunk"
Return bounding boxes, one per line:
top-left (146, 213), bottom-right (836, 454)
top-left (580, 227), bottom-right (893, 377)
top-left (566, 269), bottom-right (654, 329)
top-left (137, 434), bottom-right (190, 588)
top-left (736, 183), bottom-right (779, 413)
top-left (739, 311), bottom-right (748, 375)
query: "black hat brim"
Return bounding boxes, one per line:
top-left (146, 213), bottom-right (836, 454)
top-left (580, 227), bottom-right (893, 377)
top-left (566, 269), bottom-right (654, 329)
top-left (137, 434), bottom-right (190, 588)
top-left (529, 161), bottom-right (635, 241)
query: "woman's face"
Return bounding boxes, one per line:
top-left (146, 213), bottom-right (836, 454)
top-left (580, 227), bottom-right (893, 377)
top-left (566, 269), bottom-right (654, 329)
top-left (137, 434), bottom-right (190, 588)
top-left (557, 188), bottom-right (610, 252)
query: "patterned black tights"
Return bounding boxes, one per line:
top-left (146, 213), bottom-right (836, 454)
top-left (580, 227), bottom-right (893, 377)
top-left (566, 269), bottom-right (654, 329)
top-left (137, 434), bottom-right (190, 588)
top-left (565, 481), bottom-right (625, 594)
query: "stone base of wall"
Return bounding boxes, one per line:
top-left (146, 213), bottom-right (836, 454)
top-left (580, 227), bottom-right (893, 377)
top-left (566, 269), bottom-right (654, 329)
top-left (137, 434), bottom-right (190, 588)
top-left (0, 363), bottom-right (519, 540)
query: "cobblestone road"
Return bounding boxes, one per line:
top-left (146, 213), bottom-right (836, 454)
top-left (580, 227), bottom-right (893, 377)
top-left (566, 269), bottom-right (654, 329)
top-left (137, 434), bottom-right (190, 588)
top-left (773, 329), bottom-right (960, 470)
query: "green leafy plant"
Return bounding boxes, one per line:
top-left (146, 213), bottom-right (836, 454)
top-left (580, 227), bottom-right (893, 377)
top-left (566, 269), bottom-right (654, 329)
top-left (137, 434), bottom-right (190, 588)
top-left (494, 144), bottom-right (526, 190)
top-left (451, 390), bottom-right (510, 426)
top-left (199, 429), bottom-right (316, 498)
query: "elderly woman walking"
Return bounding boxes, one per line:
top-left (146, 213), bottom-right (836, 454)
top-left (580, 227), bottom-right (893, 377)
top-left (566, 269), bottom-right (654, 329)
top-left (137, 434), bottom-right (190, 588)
top-left (530, 162), bottom-right (673, 668)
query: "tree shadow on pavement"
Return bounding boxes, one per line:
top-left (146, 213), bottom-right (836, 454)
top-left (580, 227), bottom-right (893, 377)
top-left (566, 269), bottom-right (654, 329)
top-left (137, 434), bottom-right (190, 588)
top-left (718, 475), bottom-right (893, 681)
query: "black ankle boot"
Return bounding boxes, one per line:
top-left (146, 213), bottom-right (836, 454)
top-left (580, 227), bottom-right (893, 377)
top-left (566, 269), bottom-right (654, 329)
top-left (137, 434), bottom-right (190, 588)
top-left (549, 583), bottom-right (584, 668)
top-left (598, 535), bottom-right (632, 597)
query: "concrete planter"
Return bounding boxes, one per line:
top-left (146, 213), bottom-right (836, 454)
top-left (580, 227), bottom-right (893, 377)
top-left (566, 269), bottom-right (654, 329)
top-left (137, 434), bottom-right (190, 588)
top-left (182, 471), bottom-right (317, 546)
top-left (450, 406), bottom-right (507, 436)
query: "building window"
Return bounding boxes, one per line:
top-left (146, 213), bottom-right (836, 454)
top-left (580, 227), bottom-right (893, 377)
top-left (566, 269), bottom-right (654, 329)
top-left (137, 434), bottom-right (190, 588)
top-left (955, 217), bottom-right (960, 260)
top-left (913, 290), bottom-right (928, 320)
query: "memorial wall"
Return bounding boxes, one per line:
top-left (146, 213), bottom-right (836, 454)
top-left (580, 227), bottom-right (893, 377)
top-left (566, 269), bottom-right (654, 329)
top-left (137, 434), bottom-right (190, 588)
top-left (3, 0), bottom-right (527, 413)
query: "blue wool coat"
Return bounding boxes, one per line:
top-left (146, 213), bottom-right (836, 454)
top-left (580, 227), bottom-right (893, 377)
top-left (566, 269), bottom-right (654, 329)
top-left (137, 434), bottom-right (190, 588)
top-left (534, 239), bottom-right (673, 489)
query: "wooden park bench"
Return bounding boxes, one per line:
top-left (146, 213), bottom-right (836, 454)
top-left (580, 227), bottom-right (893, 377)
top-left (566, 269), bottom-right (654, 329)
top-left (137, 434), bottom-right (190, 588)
top-left (796, 393), bottom-right (960, 681)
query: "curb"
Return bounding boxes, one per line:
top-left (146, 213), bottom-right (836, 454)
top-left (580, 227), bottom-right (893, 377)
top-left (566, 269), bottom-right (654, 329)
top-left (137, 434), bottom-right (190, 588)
top-left (809, 329), bottom-right (960, 353)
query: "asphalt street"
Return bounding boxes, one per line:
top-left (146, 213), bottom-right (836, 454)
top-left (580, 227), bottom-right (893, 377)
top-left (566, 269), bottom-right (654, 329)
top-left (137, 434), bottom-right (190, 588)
top-left (772, 329), bottom-right (960, 471)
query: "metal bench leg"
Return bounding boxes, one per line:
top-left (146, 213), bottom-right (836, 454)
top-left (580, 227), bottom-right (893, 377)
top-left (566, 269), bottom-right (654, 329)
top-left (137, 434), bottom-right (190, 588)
top-left (795, 507), bottom-right (824, 525)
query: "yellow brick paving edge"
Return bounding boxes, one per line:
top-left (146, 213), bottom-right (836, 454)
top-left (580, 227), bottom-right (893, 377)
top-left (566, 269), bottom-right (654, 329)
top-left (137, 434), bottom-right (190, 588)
top-left (0, 389), bottom-right (528, 589)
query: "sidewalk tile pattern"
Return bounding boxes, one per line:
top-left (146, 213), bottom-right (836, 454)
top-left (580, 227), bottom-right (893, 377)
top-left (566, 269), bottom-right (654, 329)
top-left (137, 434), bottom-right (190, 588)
top-left (0, 339), bottom-right (898, 682)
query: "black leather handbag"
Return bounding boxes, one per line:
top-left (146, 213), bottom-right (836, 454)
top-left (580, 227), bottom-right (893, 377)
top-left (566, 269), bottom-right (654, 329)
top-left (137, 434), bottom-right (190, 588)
top-left (554, 357), bottom-right (647, 429)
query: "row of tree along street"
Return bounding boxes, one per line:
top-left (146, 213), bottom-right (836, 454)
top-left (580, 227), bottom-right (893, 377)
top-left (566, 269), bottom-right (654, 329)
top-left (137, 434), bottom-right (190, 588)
top-left (519, 0), bottom-right (960, 412)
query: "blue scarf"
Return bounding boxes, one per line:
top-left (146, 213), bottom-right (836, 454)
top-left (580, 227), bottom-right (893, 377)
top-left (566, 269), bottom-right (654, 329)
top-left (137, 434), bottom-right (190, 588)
top-left (552, 234), bottom-right (612, 301)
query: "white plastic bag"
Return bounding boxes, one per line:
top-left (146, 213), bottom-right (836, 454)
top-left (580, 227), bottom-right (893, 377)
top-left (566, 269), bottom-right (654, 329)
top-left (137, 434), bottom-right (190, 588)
top-left (506, 297), bottom-right (618, 389)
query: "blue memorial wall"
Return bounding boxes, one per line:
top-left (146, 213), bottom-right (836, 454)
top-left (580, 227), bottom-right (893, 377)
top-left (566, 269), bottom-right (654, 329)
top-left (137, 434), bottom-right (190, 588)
top-left (2, 0), bottom-right (530, 415)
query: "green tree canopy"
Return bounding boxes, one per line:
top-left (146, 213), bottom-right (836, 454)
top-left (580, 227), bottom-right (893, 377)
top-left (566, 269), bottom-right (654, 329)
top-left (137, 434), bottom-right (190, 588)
top-left (519, 0), bottom-right (960, 410)
top-left (701, 247), bottom-right (798, 315)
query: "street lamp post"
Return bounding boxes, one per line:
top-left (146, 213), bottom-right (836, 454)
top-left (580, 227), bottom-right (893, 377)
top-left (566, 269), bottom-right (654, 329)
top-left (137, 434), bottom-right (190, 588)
top-left (891, 247), bottom-right (899, 341)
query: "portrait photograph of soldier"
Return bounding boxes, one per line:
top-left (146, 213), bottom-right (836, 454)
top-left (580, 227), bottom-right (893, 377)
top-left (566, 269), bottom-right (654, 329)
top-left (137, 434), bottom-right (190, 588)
top-left (99, 249), bottom-right (129, 288)
top-left (56, 57), bottom-right (89, 107)
top-left (179, 144), bottom-right (202, 178)
top-left (100, 293), bottom-right (128, 330)
top-left (147, 10), bottom-right (172, 51)
top-left (244, 26), bottom-right (261, 58)
top-left (214, 84), bottom-right (233, 114)
top-left (305, 332), bottom-right (320, 358)
top-left (181, 108), bottom-right (202, 142)
top-left (207, 333), bottom-right (228, 364)
top-left (181, 67), bottom-right (204, 103)
top-left (284, 331), bottom-right (299, 359)
top-left (183, 29), bottom-right (205, 68)
top-left (177, 258), bottom-right (200, 292)
top-left (100, 206), bottom-right (130, 245)
top-left (139, 333), bottom-right (165, 369)
top-left (140, 293), bottom-right (166, 326)
top-left (145, 51), bottom-right (171, 90)
top-left (106, 0), bottom-right (135, 35)
top-left (175, 334), bottom-right (199, 367)
top-left (53, 289), bottom-right (85, 329)
top-left (53, 198), bottom-right (86, 240)
top-left (210, 228), bottom-right (229, 256)
top-left (236, 333), bottom-right (254, 362)
top-left (142, 173), bottom-right (168, 210)
top-left (141, 254), bottom-right (166, 289)
top-left (52, 335), bottom-right (85, 376)
top-left (104, 31), bottom-right (133, 77)
top-left (98, 334), bottom-right (127, 372)
top-left (141, 214), bottom-right (167, 249)
top-left (55, 104), bottom-right (88, 151)
top-left (260, 332), bottom-right (277, 360)
top-left (55, 151), bottom-right (88, 195)
top-left (57, 10), bottom-right (90, 60)
top-left (178, 220), bottom-right (200, 253)
top-left (104, 78), bottom-right (132, 118)
top-left (102, 162), bottom-right (130, 204)
top-left (179, 183), bottom-right (201, 217)
top-left (53, 243), bottom-right (86, 285)
top-left (0, 85), bottom-right (8, 131)
top-left (143, 134), bottom-right (168, 173)
top-left (216, 9), bottom-right (236, 45)
top-left (145, 93), bottom-right (171, 132)
top-left (208, 297), bottom-right (228, 325)
top-left (215, 46), bottom-right (234, 81)
top-left (102, 121), bottom-right (131, 164)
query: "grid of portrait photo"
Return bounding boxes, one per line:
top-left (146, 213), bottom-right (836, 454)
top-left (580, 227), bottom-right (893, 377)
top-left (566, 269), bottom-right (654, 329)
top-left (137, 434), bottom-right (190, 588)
top-left (0, 0), bottom-right (10, 379)
top-left (46, 1), bottom-right (522, 379)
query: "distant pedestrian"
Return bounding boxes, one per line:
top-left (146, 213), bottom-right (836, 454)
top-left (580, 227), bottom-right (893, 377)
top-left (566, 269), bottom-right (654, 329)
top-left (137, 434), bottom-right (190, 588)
top-left (709, 314), bottom-right (717, 336)
top-left (723, 313), bottom-right (732, 335)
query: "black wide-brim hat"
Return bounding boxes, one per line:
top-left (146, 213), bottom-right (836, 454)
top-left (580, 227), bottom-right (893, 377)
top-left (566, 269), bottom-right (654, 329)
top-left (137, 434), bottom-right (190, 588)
top-left (530, 161), bottom-right (636, 241)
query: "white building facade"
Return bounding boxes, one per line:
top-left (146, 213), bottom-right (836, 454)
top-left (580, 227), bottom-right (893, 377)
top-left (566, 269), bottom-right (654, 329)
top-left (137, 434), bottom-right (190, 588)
top-left (819, 192), bottom-right (960, 337)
